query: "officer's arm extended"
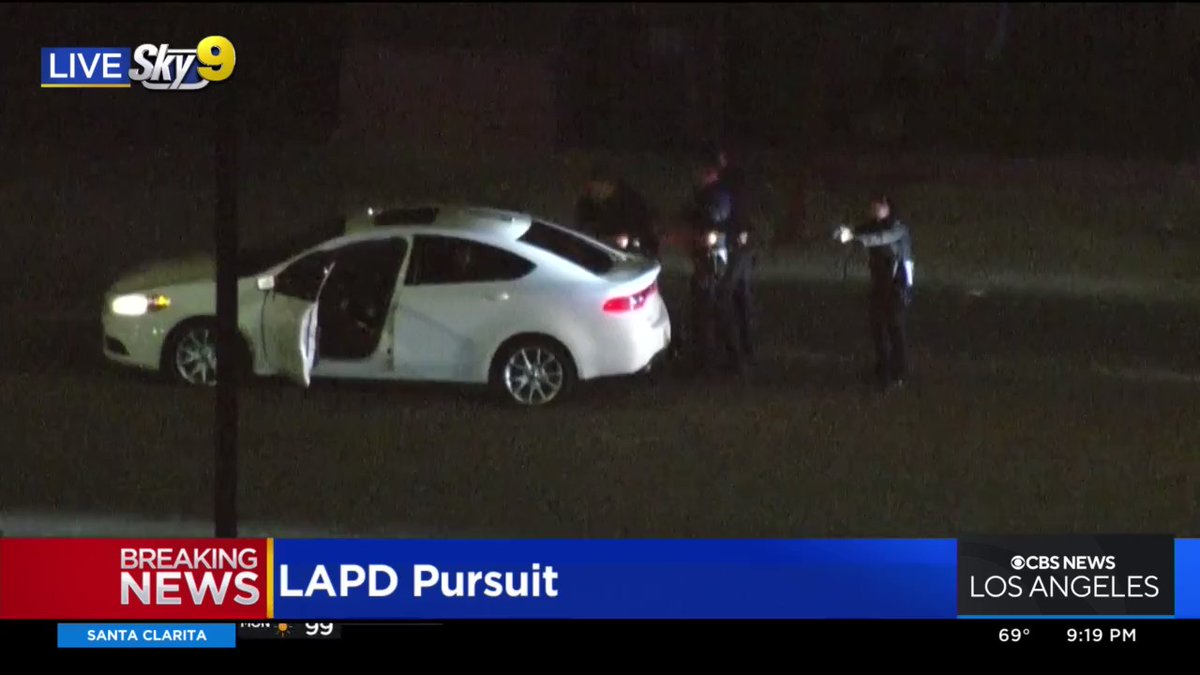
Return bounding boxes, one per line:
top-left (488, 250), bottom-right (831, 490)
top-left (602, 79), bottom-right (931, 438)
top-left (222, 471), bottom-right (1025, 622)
top-left (855, 220), bottom-right (908, 247)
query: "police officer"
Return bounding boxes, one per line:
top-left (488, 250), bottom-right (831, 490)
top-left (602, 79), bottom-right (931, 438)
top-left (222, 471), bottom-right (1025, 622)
top-left (712, 146), bottom-right (755, 364)
top-left (687, 163), bottom-right (742, 373)
top-left (836, 196), bottom-right (914, 390)
top-left (574, 165), bottom-right (659, 257)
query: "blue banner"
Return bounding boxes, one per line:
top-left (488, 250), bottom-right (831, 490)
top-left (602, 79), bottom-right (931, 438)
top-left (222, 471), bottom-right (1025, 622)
top-left (41, 48), bottom-right (130, 87)
top-left (1177, 539), bottom-right (1199, 619)
top-left (272, 539), bottom-right (956, 619)
top-left (57, 624), bottom-right (235, 649)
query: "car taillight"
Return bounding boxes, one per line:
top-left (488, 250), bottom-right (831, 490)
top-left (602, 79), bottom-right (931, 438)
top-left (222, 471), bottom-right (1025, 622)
top-left (603, 281), bottom-right (657, 314)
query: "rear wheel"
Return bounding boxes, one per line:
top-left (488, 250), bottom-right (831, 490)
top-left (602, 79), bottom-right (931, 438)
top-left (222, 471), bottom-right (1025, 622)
top-left (490, 337), bottom-right (576, 407)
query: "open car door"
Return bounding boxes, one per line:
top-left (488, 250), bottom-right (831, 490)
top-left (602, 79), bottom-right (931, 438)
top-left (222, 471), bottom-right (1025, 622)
top-left (261, 261), bottom-right (334, 386)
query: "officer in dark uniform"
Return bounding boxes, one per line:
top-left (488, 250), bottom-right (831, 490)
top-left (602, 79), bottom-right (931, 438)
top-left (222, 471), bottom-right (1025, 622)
top-left (687, 163), bottom-right (742, 373)
top-left (574, 165), bottom-right (659, 257)
top-left (836, 196), bottom-right (914, 390)
top-left (712, 146), bottom-right (755, 364)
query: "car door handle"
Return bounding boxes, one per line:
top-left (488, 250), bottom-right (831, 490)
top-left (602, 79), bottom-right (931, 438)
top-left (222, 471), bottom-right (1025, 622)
top-left (486, 292), bottom-right (510, 301)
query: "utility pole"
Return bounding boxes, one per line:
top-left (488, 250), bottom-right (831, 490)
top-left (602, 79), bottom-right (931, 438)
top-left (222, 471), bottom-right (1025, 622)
top-left (214, 57), bottom-right (239, 538)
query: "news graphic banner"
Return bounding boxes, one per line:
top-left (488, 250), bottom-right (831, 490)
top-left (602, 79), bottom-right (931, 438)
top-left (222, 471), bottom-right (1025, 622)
top-left (272, 539), bottom-right (953, 619)
top-left (40, 37), bottom-right (235, 90)
top-left (0, 539), bottom-right (953, 620)
top-left (1177, 539), bottom-right (1200, 619)
top-left (0, 538), bottom-right (1196, 621)
top-left (0, 539), bottom-right (268, 620)
top-left (957, 535), bottom-right (1176, 618)
top-left (57, 624), bottom-right (236, 649)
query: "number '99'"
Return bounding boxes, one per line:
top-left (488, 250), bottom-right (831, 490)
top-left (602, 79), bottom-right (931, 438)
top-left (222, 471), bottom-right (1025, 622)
top-left (305, 623), bottom-right (334, 637)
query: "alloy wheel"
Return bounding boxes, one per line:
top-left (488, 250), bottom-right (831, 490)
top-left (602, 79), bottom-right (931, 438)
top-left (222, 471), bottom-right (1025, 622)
top-left (503, 347), bottom-right (565, 405)
top-left (174, 326), bottom-right (218, 386)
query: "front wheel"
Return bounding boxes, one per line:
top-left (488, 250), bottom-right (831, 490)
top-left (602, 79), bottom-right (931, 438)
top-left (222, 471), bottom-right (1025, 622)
top-left (162, 320), bottom-right (219, 386)
top-left (160, 319), bottom-right (250, 387)
top-left (490, 338), bottom-right (577, 407)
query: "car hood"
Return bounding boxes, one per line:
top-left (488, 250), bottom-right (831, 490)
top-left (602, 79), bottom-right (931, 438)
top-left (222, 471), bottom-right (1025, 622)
top-left (109, 254), bottom-right (216, 294)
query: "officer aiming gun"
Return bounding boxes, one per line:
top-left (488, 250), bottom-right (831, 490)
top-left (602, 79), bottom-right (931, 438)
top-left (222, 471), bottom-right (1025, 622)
top-left (834, 196), bottom-right (915, 391)
top-left (575, 164), bottom-right (660, 258)
top-left (685, 164), bottom-right (744, 374)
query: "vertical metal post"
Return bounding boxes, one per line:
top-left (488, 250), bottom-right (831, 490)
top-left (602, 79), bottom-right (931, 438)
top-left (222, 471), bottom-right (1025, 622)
top-left (214, 77), bottom-right (239, 538)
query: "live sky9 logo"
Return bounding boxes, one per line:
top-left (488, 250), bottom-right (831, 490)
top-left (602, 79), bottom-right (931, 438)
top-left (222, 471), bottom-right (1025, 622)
top-left (40, 36), bottom-right (236, 90)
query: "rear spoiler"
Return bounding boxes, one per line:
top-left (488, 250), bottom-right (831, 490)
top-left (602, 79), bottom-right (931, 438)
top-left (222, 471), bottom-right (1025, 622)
top-left (603, 256), bottom-right (661, 298)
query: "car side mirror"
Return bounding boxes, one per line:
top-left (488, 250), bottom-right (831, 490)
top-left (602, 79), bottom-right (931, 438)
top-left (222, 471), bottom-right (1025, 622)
top-left (256, 275), bottom-right (275, 291)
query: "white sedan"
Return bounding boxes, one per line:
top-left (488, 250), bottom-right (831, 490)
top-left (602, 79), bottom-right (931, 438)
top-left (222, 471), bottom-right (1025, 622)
top-left (102, 206), bottom-right (672, 406)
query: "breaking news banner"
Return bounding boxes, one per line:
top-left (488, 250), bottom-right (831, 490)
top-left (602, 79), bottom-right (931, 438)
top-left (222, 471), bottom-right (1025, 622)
top-left (0, 539), bottom-right (955, 620)
top-left (1, 537), bottom-right (1198, 649)
top-left (272, 539), bottom-right (957, 619)
top-left (0, 539), bottom-right (268, 620)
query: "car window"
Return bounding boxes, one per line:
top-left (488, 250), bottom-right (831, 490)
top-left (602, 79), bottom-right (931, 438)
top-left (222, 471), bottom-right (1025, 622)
top-left (275, 238), bottom-right (408, 301)
top-left (324, 238), bottom-right (409, 300)
top-left (518, 221), bottom-right (615, 275)
top-left (405, 235), bottom-right (535, 286)
top-left (273, 249), bottom-right (334, 301)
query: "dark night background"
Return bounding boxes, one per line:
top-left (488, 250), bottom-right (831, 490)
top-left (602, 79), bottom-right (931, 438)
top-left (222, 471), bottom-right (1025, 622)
top-left (1, 4), bottom-right (1196, 539)
top-left (4, 3), bottom-right (1200, 305)
top-left (4, 4), bottom-right (1199, 154)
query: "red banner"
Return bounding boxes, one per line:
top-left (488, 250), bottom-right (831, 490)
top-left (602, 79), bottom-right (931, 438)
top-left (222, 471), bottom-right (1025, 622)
top-left (0, 539), bottom-right (269, 620)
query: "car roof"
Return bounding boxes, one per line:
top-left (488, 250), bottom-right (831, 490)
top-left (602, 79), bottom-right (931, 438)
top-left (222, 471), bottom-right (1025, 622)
top-left (253, 204), bottom-right (627, 286)
top-left (323, 204), bottom-right (623, 279)
top-left (344, 204), bottom-right (535, 241)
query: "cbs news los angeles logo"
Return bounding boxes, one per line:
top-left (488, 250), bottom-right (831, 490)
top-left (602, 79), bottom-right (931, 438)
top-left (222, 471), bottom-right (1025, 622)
top-left (40, 36), bottom-right (235, 90)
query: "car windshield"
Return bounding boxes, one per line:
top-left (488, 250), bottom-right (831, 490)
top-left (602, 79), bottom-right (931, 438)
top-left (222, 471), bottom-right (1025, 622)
top-left (517, 221), bottom-right (616, 275)
top-left (236, 217), bottom-right (345, 276)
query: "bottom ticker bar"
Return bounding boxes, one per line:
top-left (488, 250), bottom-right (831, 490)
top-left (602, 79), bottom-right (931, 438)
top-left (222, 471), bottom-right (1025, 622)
top-left (960, 615), bottom-right (1175, 620)
top-left (57, 623), bottom-right (236, 649)
top-left (235, 622), bottom-right (343, 640)
top-left (1, 620), bottom-right (1193, 653)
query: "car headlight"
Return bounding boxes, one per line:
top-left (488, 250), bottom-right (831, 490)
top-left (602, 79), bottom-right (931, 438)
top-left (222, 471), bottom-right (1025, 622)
top-left (705, 231), bottom-right (719, 247)
top-left (111, 293), bottom-right (171, 316)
